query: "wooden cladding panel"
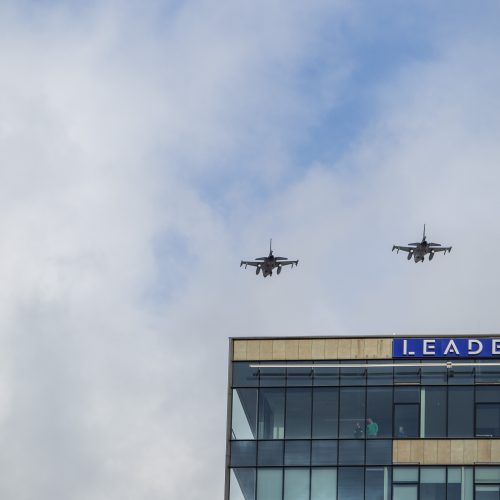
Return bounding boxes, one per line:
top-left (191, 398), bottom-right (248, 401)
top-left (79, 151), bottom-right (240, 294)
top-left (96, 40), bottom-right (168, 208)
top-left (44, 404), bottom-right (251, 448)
top-left (394, 439), bottom-right (500, 465)
top-left (232, 337), bottom-right (393, 360)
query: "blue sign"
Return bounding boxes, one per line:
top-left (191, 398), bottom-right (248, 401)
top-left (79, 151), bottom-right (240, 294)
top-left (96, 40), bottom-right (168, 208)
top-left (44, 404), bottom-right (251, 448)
top-left (393, 338), bottom-right (500, 358)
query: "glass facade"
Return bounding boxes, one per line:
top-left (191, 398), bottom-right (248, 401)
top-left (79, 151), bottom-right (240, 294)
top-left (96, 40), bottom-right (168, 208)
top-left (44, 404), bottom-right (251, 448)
top-left (227, 353), bottom-right (500, 499)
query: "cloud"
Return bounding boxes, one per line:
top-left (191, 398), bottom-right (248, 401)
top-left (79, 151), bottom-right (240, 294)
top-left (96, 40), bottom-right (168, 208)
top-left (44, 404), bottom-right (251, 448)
top-left (1, 1), bottom-right (500, 499)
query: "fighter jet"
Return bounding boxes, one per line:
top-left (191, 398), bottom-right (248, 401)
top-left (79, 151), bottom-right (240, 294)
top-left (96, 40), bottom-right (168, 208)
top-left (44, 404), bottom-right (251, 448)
top-left (392, 225), bottom-right (452, 262)
top-left (240, 239), bottom-right (299, 277)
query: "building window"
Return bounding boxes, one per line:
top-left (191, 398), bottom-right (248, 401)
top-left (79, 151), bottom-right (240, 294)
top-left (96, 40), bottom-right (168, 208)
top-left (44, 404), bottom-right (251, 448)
top-left (448, 387), bottom-right (474, 437)
top-left (421, 387), bottom-right (446, 438)
top-left (258, 388), bottom-right (285, 439)
top-left (311, 468), bottom-right (337, 500)
top-left (285, 388), bottom-right (312, 439)
top-left (256, 468), bottom-right (282, 500)
top-left (394, 404), bottom-right (419, 438)
top-left (312, 388), bottom-right (339, 439)
top-left (284, 468), bottom-right (310, 500)
top-left (339, 387), bottom-right (366, 438)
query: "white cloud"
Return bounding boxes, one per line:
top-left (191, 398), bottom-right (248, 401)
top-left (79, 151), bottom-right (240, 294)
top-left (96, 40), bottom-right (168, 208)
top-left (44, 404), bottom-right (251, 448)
top-left (1, 1), bottom-right (500, 499)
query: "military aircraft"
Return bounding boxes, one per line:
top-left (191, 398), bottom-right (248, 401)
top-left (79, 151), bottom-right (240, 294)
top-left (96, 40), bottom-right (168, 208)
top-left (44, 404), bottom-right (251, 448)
top-left (392, 225), bottom-right (452, 262)
top-left (240, 240), bottom-right (299, 277)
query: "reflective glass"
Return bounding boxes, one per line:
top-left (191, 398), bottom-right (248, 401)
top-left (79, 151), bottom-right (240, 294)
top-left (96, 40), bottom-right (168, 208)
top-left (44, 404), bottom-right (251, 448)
top-left (421, 362), bottom-right (447, 385)
top-left (420, 468), bottom-right (446, 500)
top-left (393, 485), bottom-right (417, 500)
top-left (284, 468), bottom-right (310, 500)
top-left (366, 467), bottom-right (390, 500)
top-left (394, 404), bottom-right (419, 438)
top-left (258, 388), bottom-right (285, 439)
top-left (314, 363), bottom-right (339, 386)
top-left (448, 364), bottom-right (474, 385)
top-left (285, 388), bottom-right (312, 439)
top-left (312, 388), bottom-right (339, 438)
top-left (477, 386), bottom-right (500, 403)
top-left (338, 467), bottom-right (364, 500)
top-left (476, 362), bottom-right (500, 384)
top-left (448, 387), bottom-right (474, 437)
top-left (231, 441), bottom-right (257, 467)
top-left (421, 387), bottom-right (446, 438)
top-left (475, 485), bottom-right (500, 500)
top-left (230, 468), bottom-right (256, 500)
top-left (259, 363), bottom-right (286, 387)
top-left (312, 441), bottom-right (338, 466)
top-left (232, 388), bottom-right (258, 439)
top-left (367, 387), bottom-right (392, 438)
top-left (257, 441), bottom-right (283, 466)
top-left (475, 468), bottom-right (500, 482)
top-left (476, 404), bottom-right (500, 438)
top-left (339, 387), bottom-right (366, 438)
top-left (394, 363), bottom-right (420, 384)
top-left (257, 468), bottom-right (282, 500)
top-left (367, 362), bottom-right (393, 386)
top-left (340, 361), bottom-right (366, 386)
top-left (233, 362), bottom-right (259, 387)
top-left (287, 362), bottom-right (313, 387)
top-left (311, 468), bottom-right (337, 500)
top-left (338, 440), bottom-right (364, 465)
top-left (447, 467), bottom-right (473, 500)
top-left (393, 467), bottom-right (418, 482)
top-left (366, 440), bottom-right (392, 465)
top-left (394, 386), bottom-right (419, 403)
top-left (284, 440), bottom-right (310, 466)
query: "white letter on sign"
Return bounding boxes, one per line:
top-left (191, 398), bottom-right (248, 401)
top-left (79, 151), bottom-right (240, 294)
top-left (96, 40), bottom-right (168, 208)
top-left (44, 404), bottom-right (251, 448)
top-left (468, 339), bottom-right (483, 355)
top-left (444, 340), bottom-right (460, 355)
top-left (493, 339), bottom-right (500, 355)
top-left (423, 340), bottom-right (436, 355)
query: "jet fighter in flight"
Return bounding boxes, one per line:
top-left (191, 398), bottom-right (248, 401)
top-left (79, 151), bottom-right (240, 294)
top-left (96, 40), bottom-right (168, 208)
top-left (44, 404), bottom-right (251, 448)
top-left (240, 240), bottom-right (299, 277)
top-left (392, 225), bottom-right (452, 263)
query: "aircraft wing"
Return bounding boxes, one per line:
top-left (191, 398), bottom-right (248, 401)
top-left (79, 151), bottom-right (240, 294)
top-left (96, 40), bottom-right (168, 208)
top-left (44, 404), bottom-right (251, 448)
top-left (278, 260), bottom-right (299, 267)
top-left (430, 246), bottom-right (452, 254)
top-left (240, 260), bottom-right (260, 268)
top-left (392, 245), bottom-right (413, 253)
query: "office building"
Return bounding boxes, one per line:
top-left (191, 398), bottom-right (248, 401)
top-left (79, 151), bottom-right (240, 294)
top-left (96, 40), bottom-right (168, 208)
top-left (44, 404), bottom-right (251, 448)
top-left (225, 335), bottom-right (500, 499)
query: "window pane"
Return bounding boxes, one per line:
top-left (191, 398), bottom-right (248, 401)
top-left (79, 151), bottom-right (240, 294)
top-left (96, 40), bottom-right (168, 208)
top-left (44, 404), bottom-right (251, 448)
top-left (421, 362), bottom-right (447, 385)
top-left (339, 387), bottom-right (366, 438)
top-left (422, 387), bottom-right (446, 438)
top-left (258, 388), bottom-right (285, 439)
top-left (448, 364), bottom-right (474, 385)
top-left (338, 467), bottom-right (364, 500)
top-left (284, 468), bottom-right (310, 500)
top-left (420, 468), bottom-right (446, 500)
top-left (284, 440), bottom-right (310, 466)
top-left (475, 485), bottom-right (500, 500)
top-left (285, 388), bottom-right (312, 439)
top-left (477, 386), bottom-right (500, 403)
top-left (366, 467), bottom-right (390, 500)
top-left (366, 440), bottom-right (392, 465)
top-left (448, 387), bottom-right (474, 437)
top-left (393, 485), bottom-right (417, 500)
top-left (476, 404), bottom-right (500, 438)
top-left (447, 467), bottom-right (473, 500)
top-left (394, 363), bottom-right (420, 384)
top-left (367, 362), bottom-right (393, 386)
top-left (340, 361), bottom-right (366, 386)
top-left (394, 404), bottom-right (419, 438)
top-left (230, 468), bottom-right (256, 500)
top-left (257, 469), bottom-right (282, 500)
top-left (257, 441), bottom-right (283, 466)
top-left (314, 363), bottom-right (339, 386)
top-left (338, 440), bottom-right (364, 465)
top-left (287, 362), bottom-right (313, 386)
top-left (475, 467), bottom-right (500, 482)
top-left (393, 467), bottom-right (418, 482)
top-left (394, 386), bottom-right (420, 403)
top-left (231, 441), bottom-right (257, 466)
top-left (312, 441), bottom-right (338, 466)
top-left (233, 363), bottom-right (259, 387)
top-left (311, 468), bottom-right (337, 500)
top-left (259, 363), bottom-right (286, 387)
top-left (313, 388), bottom-right (339, 438)
top-left (476, 362), bottom-right (500, 384)
top-left (232, 388), bottom-right (258, 439)
top-left (367, 387), bottom-right (392, 438)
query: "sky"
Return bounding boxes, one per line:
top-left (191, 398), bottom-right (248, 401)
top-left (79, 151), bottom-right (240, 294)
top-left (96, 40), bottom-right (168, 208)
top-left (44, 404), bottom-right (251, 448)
top-left (1, 0), bottom-right (500, 498)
